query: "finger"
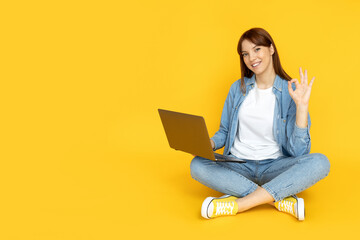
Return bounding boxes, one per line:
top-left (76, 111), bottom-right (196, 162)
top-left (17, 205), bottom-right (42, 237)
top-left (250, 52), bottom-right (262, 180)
top-left (288, 80), bottom-right (299, 92)
top-left (304, 69), bottom-right (308, 85)
top-left (288, 81), bottom-right (294, 98)
top-left (288, 81), bottom-right (294, 96)
top-left (309, 76), bottom-right (315, 88)
top-left (290, 78), bottom-right (300, 88)
top-left (299, 67), bottom-right (303, 83)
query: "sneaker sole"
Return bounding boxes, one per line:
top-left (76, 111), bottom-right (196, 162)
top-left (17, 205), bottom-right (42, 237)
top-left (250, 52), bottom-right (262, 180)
top-left (201, 197), bottom-right (214, 219)
top-left (201, 195), bottom-right (232, 219)
top-left (297, 198), bottom-right (305, 221)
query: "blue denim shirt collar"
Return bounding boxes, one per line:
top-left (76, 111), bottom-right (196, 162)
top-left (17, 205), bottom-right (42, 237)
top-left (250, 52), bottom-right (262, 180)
top-left (273, 74), bottom-right (283, 92)
top-left (245, 73), bottom-right (283, 92)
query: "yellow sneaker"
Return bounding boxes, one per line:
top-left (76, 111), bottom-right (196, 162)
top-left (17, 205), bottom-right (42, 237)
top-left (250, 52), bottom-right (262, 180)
top-left (274, 195), bottom-right (305, 221)
top-left (201, 195), bottom-right (238, 219)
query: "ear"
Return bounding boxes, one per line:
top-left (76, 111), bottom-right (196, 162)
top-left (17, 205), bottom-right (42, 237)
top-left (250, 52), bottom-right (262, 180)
top-left (270, 44), bottom-right (275, 55)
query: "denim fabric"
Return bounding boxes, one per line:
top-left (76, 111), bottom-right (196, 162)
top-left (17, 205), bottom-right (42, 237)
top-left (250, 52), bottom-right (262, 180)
top-left (211, 74), bottom-right (311, 158)
top-left (190, 153), bottom-right (330, 202)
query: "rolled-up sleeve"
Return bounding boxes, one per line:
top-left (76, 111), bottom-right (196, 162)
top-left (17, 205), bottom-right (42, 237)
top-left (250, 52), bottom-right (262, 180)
top-left (285, 99), bottom-right (311, 157)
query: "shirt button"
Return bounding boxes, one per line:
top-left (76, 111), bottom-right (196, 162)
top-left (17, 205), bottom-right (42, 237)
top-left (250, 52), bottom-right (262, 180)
top-left (283, 119), bottom-right (286, 123)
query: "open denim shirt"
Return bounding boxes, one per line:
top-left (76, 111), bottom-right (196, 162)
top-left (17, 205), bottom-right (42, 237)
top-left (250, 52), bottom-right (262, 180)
top-left (211, 74), bottom-right (311, 158)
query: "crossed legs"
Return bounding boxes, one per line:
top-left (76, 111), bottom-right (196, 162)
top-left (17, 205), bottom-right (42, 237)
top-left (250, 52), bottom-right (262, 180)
top-left (190, 153), bottom-right (330, 214)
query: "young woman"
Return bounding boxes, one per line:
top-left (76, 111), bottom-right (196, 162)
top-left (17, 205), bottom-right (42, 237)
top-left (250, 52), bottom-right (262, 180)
top-left (190, 28), bottom-right (330, 221)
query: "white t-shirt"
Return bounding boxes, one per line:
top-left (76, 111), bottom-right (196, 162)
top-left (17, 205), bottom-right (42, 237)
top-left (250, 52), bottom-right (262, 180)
top-left (230, 82), bottom-right (283, 160)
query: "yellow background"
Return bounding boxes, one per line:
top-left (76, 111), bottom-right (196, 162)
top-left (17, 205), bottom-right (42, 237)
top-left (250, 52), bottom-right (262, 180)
top-left (1, 0), bottom-right (359, 239)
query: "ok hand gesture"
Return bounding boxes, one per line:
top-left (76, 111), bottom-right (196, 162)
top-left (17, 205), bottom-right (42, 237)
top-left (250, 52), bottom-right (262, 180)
top-left (288, 67), bottom-right (315, 108)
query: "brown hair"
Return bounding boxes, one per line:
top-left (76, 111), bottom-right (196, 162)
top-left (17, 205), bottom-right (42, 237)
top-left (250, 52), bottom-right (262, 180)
top-left (237, 28), bottom-right (292, 93)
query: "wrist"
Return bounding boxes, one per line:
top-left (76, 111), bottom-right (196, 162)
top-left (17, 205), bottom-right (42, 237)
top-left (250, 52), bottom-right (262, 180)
top-left (295, 105), bottom-right (309, 128)
top-left (296, 104), bottom-right (309, 112)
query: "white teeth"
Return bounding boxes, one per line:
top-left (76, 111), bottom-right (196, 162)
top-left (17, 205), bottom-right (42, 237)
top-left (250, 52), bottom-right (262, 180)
top-left (252, 62), bottom-right (261, 67)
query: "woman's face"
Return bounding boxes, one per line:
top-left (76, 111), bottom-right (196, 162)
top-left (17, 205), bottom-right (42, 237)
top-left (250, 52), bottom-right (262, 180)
top-left (241, 39), bottom-right (274, 75)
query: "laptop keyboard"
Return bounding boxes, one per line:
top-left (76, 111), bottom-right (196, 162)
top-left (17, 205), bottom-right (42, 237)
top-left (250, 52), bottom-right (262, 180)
top-left (214, 153), bottom-right (227, 159)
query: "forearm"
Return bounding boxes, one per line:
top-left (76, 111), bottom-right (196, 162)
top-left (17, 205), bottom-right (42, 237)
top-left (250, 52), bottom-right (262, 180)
top-left (295, 105), bottom-right (309, 128)
top-left (286, 102), bottom-right (312, 157)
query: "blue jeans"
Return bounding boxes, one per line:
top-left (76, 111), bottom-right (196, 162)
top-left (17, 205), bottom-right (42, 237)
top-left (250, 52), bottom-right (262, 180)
top-left (190, 153), bottom-right (330, 202)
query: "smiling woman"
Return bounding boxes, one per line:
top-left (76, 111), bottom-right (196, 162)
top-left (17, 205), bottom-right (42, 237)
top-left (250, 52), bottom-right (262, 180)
top-left (189, 27), bottom-right (330, 221)
top-left (237, 28), bottom-right (292, 93)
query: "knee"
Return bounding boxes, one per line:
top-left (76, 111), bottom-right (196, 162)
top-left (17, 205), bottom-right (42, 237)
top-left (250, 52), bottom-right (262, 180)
top-left (310, 153), bottom-right (331, 177)
top-left (190, 156), bottom-right (208, 180)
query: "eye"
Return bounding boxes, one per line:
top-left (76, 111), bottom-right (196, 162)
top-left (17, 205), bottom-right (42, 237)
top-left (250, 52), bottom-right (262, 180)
top-left (242, 53), bottom-right (248, 57)
top-left (255, 48), bottom-right (260, 51)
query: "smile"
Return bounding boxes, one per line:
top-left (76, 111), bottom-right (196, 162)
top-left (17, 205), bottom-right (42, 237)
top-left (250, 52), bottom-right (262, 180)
top-left (251, 61), bottom-right (261, 68)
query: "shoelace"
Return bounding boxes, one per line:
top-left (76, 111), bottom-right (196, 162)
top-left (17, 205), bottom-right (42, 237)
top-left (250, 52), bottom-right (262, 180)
top-left (215, 201), bottom-right (235, 216)
top-left (278, 199), bottom-right (295, 214)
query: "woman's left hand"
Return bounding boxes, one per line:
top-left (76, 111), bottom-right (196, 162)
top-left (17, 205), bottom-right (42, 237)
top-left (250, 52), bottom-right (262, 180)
top-left (288, 67), bottom-right (315, 108)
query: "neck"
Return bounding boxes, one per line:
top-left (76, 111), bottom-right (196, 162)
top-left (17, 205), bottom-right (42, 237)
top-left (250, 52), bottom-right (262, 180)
top-left (255, 67), bottom-right (276, 89)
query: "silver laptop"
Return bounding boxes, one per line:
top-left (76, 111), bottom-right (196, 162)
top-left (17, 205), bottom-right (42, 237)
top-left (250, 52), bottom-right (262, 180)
top-left (158, 109), bottom-right (246, 163)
